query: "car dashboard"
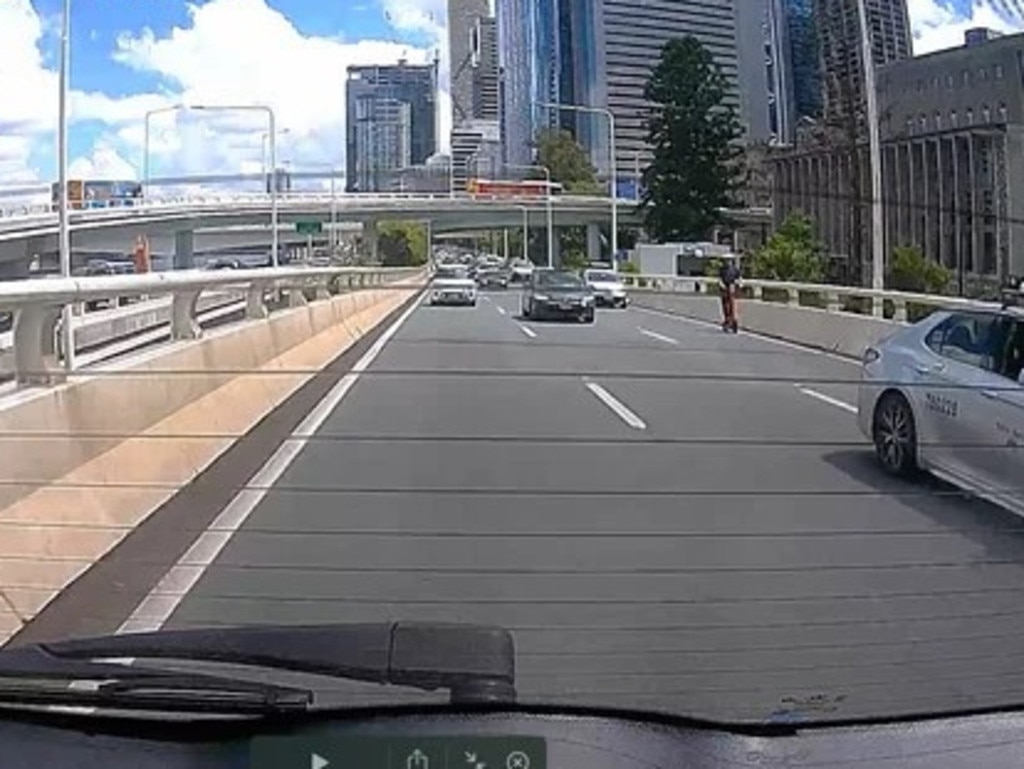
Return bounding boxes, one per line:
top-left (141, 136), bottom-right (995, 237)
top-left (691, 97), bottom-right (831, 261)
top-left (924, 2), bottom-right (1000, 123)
top-left (3, 706), bottom-right (1024, 769)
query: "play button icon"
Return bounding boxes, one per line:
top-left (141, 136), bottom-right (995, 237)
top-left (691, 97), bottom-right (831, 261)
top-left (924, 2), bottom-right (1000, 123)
top-left (311, 753), bottom-right (329, 769)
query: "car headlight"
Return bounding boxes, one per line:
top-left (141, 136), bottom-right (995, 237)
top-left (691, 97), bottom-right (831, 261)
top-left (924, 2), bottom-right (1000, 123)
top-left (582, 295), bottom-right (594, 305)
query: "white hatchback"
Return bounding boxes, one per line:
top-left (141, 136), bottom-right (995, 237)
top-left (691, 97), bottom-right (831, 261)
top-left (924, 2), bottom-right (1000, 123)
top-left (859, 307), bottom-right (1024, 514)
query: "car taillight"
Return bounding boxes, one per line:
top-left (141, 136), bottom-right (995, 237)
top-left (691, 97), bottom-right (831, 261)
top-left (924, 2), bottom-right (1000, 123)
top-left (863, 347), bottom-right (881, 364)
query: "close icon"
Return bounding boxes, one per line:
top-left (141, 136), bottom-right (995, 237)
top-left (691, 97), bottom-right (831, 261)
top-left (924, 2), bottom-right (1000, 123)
top-left (506, 751), bottom-right (530, 769)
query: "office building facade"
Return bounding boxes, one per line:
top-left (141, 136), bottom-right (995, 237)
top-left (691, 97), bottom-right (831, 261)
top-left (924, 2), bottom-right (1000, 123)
top-left (814, 0), bottom-right (912, 127)
top-left (773, 30), bottom-right (1024, 288)
top-left (345, 62), bottom-right (438, 193)
top-left (768, 0), bottom-right (823, 143)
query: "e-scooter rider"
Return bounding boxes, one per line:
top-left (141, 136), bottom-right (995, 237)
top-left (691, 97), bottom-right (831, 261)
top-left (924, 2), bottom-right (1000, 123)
top-left (718, 255), bottom-right (741, 333)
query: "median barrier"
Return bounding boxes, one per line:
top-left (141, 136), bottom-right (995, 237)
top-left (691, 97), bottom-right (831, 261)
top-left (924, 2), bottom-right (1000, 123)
top-left (0, 268), bottom-right (424, 642)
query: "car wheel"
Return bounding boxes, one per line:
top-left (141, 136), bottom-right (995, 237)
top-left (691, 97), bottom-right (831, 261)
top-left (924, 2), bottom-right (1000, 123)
top-left (582, 309), bottom-right (595, 324)
top-left (873, 392), bottom-right (918, 477)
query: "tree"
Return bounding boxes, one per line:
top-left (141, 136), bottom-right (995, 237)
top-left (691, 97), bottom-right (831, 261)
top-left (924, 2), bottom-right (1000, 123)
top-left (534, 129), bottom-right (601, 195)
top-left (641, 36), bottom-right (743, 242)
top-left (377, 221), bottom-right (428, 266)
top-left (887, 245), bottom-right (951, 295)
top-left (750, 213), bottom-right (827, 282)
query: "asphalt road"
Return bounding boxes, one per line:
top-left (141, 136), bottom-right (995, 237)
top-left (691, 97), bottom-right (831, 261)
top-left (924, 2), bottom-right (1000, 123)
top-left (157, 290), bottom-right (1024, 724)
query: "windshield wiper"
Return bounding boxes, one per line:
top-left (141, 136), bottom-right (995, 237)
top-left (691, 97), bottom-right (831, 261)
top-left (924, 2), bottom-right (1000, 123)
top-left (0, 622), bottom-right (516, 714)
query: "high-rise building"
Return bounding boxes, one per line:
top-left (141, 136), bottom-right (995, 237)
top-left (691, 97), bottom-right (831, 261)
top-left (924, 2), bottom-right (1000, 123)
top-left (734, 0), bottom-right (777, 144)
top-left (449, 0), bottom-right (499, 126)
top-left (768, 0), bottom-right (824, 143)
top-left (814, 0), bottom-right (912, 127)
top-left (345, 61), bottom-right (438, 193)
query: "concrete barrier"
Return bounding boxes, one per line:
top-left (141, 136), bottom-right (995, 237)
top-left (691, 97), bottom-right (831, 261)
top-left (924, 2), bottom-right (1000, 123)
top-left (632, 290), bottom-right (905, 359)
top-left (0, 274), bottom-right (423, 642)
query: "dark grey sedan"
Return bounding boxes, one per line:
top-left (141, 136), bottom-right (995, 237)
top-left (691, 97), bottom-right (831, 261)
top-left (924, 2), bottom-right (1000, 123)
top-left (521, 270), bottom-right (596, 323)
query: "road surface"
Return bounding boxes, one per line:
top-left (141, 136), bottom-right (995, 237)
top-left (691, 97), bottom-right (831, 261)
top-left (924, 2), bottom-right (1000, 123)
top-left (78, 291), bottom-right (1024, 722)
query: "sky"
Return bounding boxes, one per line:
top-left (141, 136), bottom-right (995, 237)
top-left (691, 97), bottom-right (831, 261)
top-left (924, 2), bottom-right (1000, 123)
top-left (0, 0), bottom-right (1021, 189)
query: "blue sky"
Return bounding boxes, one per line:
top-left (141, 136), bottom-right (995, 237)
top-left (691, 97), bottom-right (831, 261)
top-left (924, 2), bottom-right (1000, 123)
top-left (0, 0), bottom-right (1021, 186)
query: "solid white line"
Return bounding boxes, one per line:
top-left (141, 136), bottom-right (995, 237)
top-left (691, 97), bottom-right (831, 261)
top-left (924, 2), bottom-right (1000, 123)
top-left (630, 306), bottom-right (860, 366)
top-left (518, 324), bottom-right (537, 338)
top-left (117, 294), bottom-right (423, 635)
top-left (584, 381), bottom-right (647, 430)
top-left (482, 295), bottom-right (492, 302)
top-left (796, 385), bottom-right (858, 414)
top-left (497, 306), bottom-right (507, 316)
top-left (638, 327), bottom-right (679, 345)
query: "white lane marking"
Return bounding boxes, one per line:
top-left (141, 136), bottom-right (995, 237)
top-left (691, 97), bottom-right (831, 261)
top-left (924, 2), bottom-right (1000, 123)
top-left (630, 306), bottom-right (860, 366)
top-left (518, 324), bottom-right (537, 338)
top-left (796, 385), bottom-right (858, 414)
top-left (482, 295), bottom-right (492, 302)
top-left (496, 306), bottom-right (507, 316)
top-left (117, 293), bottom-right (424, 635)
top-left (638, 327), bottom-right (679, 345)
top-left (584, 381), bottom-right (647, 430)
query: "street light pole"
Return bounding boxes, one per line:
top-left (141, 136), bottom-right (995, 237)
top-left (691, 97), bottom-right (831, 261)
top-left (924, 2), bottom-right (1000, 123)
top-left (856, 0), bottom-right (885, 308)
top-left (190, 105), bottom-right (279, 266)
top-left (143, 104), bottom-right (186, 198)
top-left (58, 0), bottom-right (74, 370)
top-left (506, 163), bottom-right (553, 268)
top-left (539, 102), bottom-right (618, 267)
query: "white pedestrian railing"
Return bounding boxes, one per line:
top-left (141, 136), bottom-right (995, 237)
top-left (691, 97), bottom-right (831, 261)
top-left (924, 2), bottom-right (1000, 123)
top-left (621, 273), bottom-right (998, 323)
top-left (0, 265), bottom-right (423, 387)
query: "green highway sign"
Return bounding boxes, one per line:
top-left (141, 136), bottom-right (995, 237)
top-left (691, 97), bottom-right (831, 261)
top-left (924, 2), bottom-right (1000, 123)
top-left (295, 221), bottom-right (322, 234)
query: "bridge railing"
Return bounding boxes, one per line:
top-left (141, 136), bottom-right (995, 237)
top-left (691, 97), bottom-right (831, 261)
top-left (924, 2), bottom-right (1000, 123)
top-left (0, 191), bottom-right (635, 222)
top-left (0, 265), bottom-right (423, 387)
top-left (621, 273), bottom-right (997, 322)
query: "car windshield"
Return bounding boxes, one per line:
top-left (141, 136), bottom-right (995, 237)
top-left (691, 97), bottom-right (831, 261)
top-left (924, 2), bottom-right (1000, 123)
top-left (6, 0), bottom-right (1024, 739)
top-left (536, 271), bottom-right (585, 288)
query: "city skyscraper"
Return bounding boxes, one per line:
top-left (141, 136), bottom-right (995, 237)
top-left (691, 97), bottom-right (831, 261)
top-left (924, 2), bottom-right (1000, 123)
top-left (767, 0), bottom-right (824, 143)
top-left (345, 61), bottom-right (438, 193)
top-left (815, 0), bottom-right (912, 126)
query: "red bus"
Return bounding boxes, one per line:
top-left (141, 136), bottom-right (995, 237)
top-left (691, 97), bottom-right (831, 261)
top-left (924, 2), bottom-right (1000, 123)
top-left (466, 179), bottom-right (562, 198)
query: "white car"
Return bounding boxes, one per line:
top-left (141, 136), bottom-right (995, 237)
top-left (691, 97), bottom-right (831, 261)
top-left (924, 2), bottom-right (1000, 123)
top-left (859, 305), bottom-right (1024, 513)
top-left (583, 269), bottom-right (629, 308)
top-left (429, 265), bottom-right (477, 307)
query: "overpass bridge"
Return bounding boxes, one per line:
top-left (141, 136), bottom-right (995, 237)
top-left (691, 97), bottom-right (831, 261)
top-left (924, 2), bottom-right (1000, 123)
top-left (0, 264), bottom-right (1021, 723)
top-left (0, 192), bottom-right (646, 277)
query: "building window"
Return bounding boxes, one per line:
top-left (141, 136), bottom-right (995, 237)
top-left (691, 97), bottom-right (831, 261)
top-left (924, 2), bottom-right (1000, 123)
top-left (999, 103), bottom-right (1008, 122)
top-left (980, 66), bottom-right (989, 80)
top-left (966, 108), bottom-right (974, 125)
top-left (951, 110), bottom-right (958, 127)
top-left (920, 114), bottom-right (928, 130)
top-left (995, 63), bottom-right (1004, 79)
top-left (906, 118), bottom-right (915, 134)
top-left (982, 104), bottom-right (991, 122)
top-left (917, 78), bottom-right (925, 92)
top-left (962, 69), bottom-right (970, 86)
top-left (935, 111), bottom-right (943, 129)
top-left (946, 73), bottom-right (954, 89)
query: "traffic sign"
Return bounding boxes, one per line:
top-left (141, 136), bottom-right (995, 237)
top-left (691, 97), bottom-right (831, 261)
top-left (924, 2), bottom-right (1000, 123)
top-left (296, 221), bottom-right (322, 234)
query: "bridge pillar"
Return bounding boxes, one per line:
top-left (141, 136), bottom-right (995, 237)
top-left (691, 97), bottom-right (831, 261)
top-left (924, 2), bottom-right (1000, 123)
top-left (173, 230), bottom-right (195, 271)
top-left (587, 223), bottom-right (602, 264)
top-left (362, 221), bottom-right (379, 262)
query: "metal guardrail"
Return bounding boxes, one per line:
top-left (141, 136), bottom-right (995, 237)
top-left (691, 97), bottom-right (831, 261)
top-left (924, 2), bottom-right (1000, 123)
top-left (0, 192), bottom-right (632, 223)
top-left (621, 273), bottom-right (998, 322)
top-left (0, 265), bottom-right (423, 387)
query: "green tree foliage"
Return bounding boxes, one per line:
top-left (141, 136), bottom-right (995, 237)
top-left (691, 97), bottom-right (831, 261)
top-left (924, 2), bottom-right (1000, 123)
top-left (750, 214), bottom-right (827, 282)
top-left (534, 129), bottom-right (601, 195)
top-left (377, 221), bottom-right (428, 266)
top-left (641, 36), bottom-right (743, 242)
top-left (887, 245), bottom-right (951, 295)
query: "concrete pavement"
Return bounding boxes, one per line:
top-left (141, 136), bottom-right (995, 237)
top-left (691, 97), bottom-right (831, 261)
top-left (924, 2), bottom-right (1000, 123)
top-left (27, 290), bottom-right (1024, 723)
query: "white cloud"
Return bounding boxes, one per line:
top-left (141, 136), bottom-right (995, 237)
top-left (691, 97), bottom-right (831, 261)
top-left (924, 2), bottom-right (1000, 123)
top-left (909, 0), bottom-right (1023, 54)
top-left (0, 0), bottom-right (450, 190)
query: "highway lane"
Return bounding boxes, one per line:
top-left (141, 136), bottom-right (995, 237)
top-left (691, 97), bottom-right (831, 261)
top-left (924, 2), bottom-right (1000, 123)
top-left (154, 289), bottom-right (1024, 724)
